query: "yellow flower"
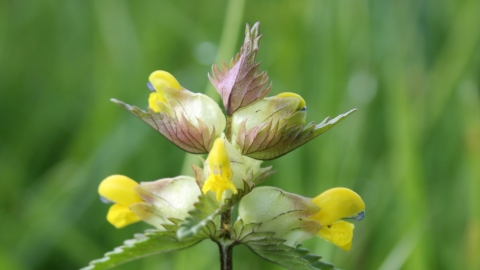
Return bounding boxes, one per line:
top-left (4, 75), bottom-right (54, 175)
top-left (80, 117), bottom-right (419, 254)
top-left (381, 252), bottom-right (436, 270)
top-left (98, 175), bottom-right (143, 228)
top-left (310, 188), bottom-right (365, 251)
top-left (148, 70), bottom-right (182, 112)
top-left (202, 138), bottom-right (238, 201)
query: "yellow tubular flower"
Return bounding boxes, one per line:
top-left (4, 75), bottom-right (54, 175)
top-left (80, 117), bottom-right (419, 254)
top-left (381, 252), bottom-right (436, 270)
top-left (276, 92), bottom-right (306, 111)
top-left (148, 70), bottom-right (182, 112)
top-left (310, 188), bottom-right (365, 251)
top-left (98, 175), bottom-right (143, 228)
top-left (202, 138), bottom-right (238, 201)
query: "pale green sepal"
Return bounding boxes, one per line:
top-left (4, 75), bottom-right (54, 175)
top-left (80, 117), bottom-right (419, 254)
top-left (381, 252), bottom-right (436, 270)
top-left (238, 186), bottom-right (321, 247)
top-left (249, 165), bottom-right (275, 185)
top-left (236, 108), bottom-right (357, 160)
top-left (81, 221), bottom-right (203, 270)
top-left (162, 87), bottom-right (226, 135)
top-left (111, 97), bottom-right (222, 154)
top-left (191, 163), bottom-right (206, 188)
top-left (131, 176), bottom-right (201, 230)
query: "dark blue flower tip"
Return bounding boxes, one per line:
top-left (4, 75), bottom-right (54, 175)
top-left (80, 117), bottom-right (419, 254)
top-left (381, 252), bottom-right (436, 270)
top-left (147, 82), bottom-right (155, 92)
top-left (344, 211), bottom-right (365, 221)
top-left (100, 196), bottom-right (114, 204)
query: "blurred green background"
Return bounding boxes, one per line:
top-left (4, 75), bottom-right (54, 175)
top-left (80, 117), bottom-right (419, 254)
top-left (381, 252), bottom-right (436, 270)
top-left (1, 0), bottom-right (479, 269)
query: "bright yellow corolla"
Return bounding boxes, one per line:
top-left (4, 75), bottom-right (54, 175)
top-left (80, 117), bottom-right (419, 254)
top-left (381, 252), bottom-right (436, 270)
top-left (201, 138), bottom-right (238, 201)
top-left (148, 70), bottom-right (182, 112)
top-left (310, 188), bottom-right (365, 251)
top-left (98, 175), bottom-right (143, 228)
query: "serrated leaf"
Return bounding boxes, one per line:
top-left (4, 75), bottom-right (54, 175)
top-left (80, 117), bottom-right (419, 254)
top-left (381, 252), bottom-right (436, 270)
top-left (237, 108), bottom-right (357, 160)
top-left (237, 220), bottom-right (337, 270)
top-left (82, 226), bottom-right (202, 270)
top-left (176, 193), bottom-right (220, 239)
top-left (177, 181), bottom-right (253, 239)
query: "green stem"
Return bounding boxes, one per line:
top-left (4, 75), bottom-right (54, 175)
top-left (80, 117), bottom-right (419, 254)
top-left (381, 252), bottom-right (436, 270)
top-left (218, 242), bottom-right (233, 270)
top-left (178, 1), bottom-right (245, 270)
top-left (225, 115), bottom-right (233, 142)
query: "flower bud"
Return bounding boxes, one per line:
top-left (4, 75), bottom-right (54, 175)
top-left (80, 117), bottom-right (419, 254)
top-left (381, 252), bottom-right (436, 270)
top-left (231, 92), bottom-right (307, 136)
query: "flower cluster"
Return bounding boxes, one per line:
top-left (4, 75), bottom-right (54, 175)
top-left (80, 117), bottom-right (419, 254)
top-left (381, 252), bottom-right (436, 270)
top-left (97, 22), bottom-right (364, 268)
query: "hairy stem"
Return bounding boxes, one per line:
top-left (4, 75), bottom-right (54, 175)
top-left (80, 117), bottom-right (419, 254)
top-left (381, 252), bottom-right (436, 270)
top-left (225, 115), bottom-right (233, 142)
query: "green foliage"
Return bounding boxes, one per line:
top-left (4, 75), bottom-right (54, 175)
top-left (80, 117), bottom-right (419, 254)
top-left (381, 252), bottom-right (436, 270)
top-left (82, 222), bottom-right (203, 270)
top-left (236, 220), bottom-right (336, 270)
top-left (176, 193), bottom-right (221, 239)
top-left (231, 220), bottom-right (336, 270)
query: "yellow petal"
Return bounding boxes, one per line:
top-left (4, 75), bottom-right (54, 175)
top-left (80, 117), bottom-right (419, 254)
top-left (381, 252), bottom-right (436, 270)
top-left (202, 138), bottom-right (237, 201)
top-left (276, 92), bottom-right (306, 111)
top-left (148, 92), bottom-right (165, 112)
top-left (208, 139), bottom-right (232, 179)
top-left (98, 175), bottom-right (143, 206)
top-left (202, 173), bottom-right (238, 201)
top-left (149, 70), bottom-right (182, 92)
top-left (310, 187), bottom-right (365, 226)
top-left (318, 220), bottom-right (354, 251)
top-left (148, 71), bottom-right (182, 112)
top-left (106, 204), bottom-right (142, 229)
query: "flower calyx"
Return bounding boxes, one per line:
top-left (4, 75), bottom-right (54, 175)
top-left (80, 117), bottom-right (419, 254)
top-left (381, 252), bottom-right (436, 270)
top-left (238, 186), bottom-right (322, 247)
top-left (231, 92), bottom-right (307, 136)
top-left (112, 70), bottom-right (226, 154)
top-left (235, 105), bottom-right (357, 160)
